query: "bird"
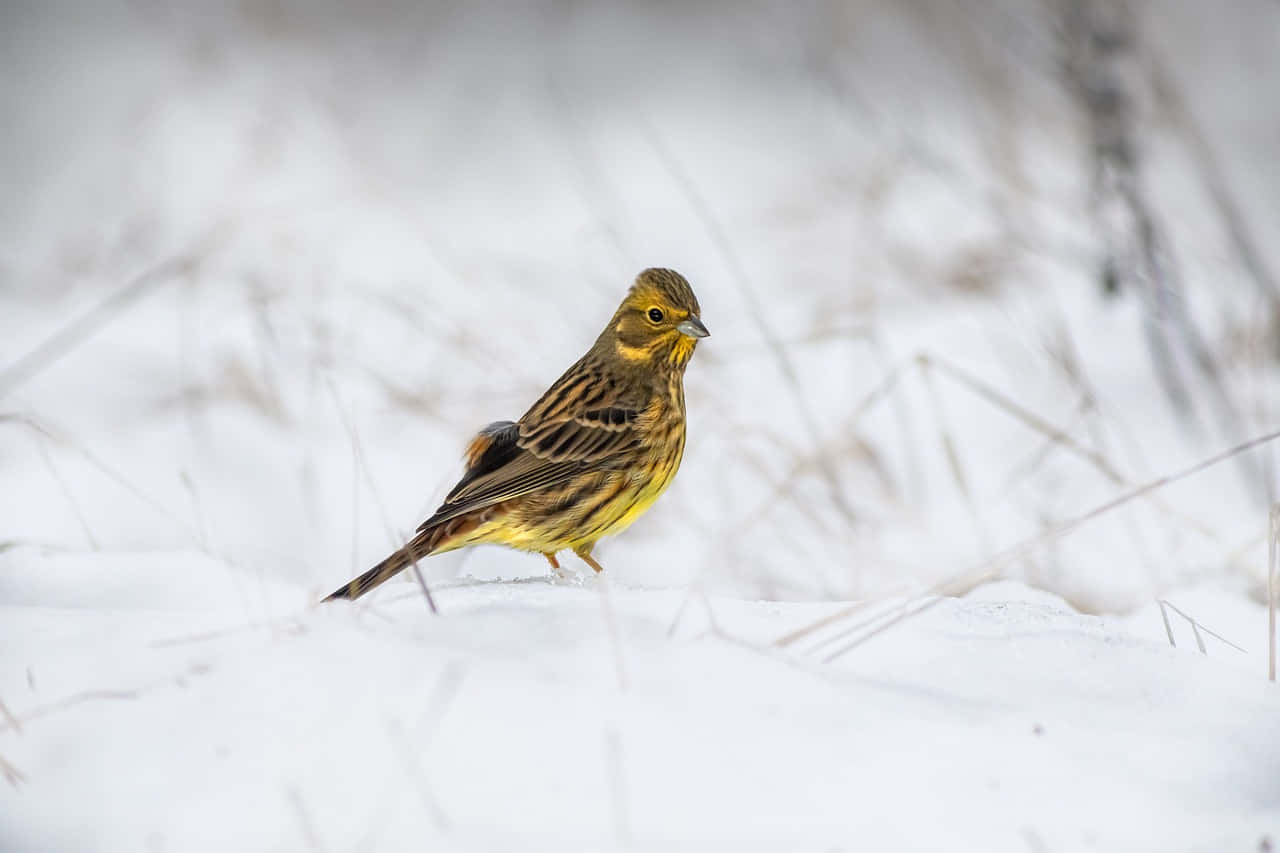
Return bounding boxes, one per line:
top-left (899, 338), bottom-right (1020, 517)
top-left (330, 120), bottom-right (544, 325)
top-left (323, 267), bottom-right (709, 602)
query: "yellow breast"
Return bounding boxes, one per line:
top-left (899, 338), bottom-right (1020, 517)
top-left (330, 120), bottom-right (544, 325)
top-left (581, 378), bottom-right (687, 543)
top-left (590, 443), bottom-right (684, 541)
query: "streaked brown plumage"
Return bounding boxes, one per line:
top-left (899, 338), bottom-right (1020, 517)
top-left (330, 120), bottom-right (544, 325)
top-left (323, 268), bottom-right (708, 602)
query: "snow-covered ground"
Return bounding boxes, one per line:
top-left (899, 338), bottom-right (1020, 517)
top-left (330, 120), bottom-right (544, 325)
top-left (3, 1), bottom-right (1280, 849)
top-left (2, 564), bottom-right (1277, 852)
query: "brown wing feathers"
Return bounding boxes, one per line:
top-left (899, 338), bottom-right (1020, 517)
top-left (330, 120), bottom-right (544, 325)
top-left (322, 354), bottom-right (650, 602)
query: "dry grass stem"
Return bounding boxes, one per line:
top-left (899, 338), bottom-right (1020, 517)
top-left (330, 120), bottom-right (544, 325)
top-left (809, 427), bottom-right (1280, 661)
top-left (0, 697), bottom-right (21, 734)
top-left (596, 574), bottom-right (629, 692)
top-left (922, 352), bottom-right (1220, 541)
top-left (1159, 600), bottom-right (1246, 655)
top-left (821, 572), bottom-right (995, 663)
top-left (0, 253), bottom-right (198, 399)
top-left (326, 378), bottom-right (437, 614)
top-left (1269, 504), bottom-right (1278, 681)
top-left (918, 356), bottom-right (990, 554)
top-left (0, 753), bottom-right (25, 787)
top-left (808, 599), bottom-right (919, 659)
top-left (1148, 55), bottom-right (1280, 313)
top-left (642, 123), bottom-right (857, 527)
top-left (285, 786), bottom-right (327, 852)
top-left (921, 353), bottom-right (1126, 483)
top-left (33, 432), bottom-right (98, 550)
top-left (1157, 600), bottom-right (1176, 647)
top-left (2, 414), bottom-right (201, 543)
top-left (0, 688), bottom-right (138, 734)
top-left (774, 600), bottom-right (872, 648)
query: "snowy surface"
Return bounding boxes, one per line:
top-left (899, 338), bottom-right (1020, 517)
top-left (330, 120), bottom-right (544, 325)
top-left (2, 567), bottom-right (1277, 852)
top-left (3, 1), bottom-right (1280, 850)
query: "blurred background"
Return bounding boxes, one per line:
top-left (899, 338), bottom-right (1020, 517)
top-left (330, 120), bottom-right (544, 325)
top-left (2, 0), bottom-right (1279, 612)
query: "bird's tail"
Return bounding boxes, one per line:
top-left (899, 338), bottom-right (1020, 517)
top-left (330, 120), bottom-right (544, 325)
top-left (322, 530), bottom-right (435, 602)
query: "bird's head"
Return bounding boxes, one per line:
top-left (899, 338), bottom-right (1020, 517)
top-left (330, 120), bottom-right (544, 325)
top-left (601, 268), bottom-right (709, 371)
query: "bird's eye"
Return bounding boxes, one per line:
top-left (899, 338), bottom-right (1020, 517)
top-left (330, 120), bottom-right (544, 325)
top-left (647, 307), bottom-right (665, 324)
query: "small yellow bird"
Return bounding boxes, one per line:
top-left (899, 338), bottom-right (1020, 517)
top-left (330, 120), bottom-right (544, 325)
top-left (324, 268), bottom-right (708, 601)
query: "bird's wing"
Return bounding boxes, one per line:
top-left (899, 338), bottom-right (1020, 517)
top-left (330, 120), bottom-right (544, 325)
top-left (416, 359), bottom-right (647, 532)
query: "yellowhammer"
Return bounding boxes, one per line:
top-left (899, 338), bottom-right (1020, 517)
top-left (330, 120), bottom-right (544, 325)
top-left (324, 268), bottom-right (708, 601)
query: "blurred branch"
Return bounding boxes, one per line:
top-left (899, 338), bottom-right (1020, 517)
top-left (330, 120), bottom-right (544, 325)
top-left (0, 227), bottom-right (226, 400)
top-left (0, 697), bottom-right (20, 734)
top-left (810, 425), bottom-right (1280, 661)
top-left (326, 378), bottom-right (437, 614)
top-left (1062, 0), bottom-right (1266, 499)
top-left (0, 752), bottom-right (24, 788)
top-left (1270, 504), bottom-right (1278, 681)
top-left (918, 355), bottom-right (991, 554)
top-left (0, 413), bottom-right (201, 542)
top-left (1158, 599), bottom-right (1247, 654)
top-left (1147, 56), bottom-right (1280, 335)
top-left (641, 124), bottom-right (858, 527)
top-left (284, 786), bottom-right (327, 853)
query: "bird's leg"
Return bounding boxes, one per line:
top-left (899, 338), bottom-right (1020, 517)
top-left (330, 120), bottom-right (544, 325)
top-left (543, 551), bottom-right (566, 580)
top-left (574, 546), bottom-right (605, 574)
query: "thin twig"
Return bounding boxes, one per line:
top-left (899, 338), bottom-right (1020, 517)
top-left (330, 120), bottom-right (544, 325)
top-left (326, 379), bottom-right (437, 614)
top-left (667, 582), bottom-right (725, 640)
top-left (32, 431), bottom-right (98, 549)
top-left (1066, 0), bottom-right (1263, 497)
top-left (922, 351), bottom-right (1220, 541)
top-left (734, 357), bottom-right (914, 538)
top-left (0, 697), bottom-right (21, 734)
top-left (596, 573), bottom-right (629, 691)
top-left (818, 427), bottom-right (1280, 662)
top-left (774, 600), bottom-right (872, 648)
top-left (809, 598), bottom-right (921, 658)
top-left (0, 661), bottom-right (216, 733)
top-left (1147, 55), bottom-right (1280, 312)
top-left (641, 124), bottom-right (857, 527)
top-left (0, 688), bottom-right (139, 733)
top-left (1159, 600), bottom-right (1246, 655)
top-left (922, 353), bottom-right (1126, 483)
top-left (665, 588), bottom-right (694, 639)
top-left (1, 414), bottom-right (201, 542)
top-left (285, 786), bottom-right (327, 852)
top-left (1182, 605), bottom-right (1207, 653)
top-left (822, 575), bottom-right (992, 664)
top-left (0, 227), bottom-right (225, 399)
top-left (0, 752), bottom-right (25, 787)
top-left (1269, 504), bottom-right (1278, 681)
top-left (1157, 600), bottom-right (1176, 648)
top-left (918, 356), bottom-right (990, 553)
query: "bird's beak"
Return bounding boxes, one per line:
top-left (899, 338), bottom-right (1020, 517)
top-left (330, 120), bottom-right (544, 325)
top-left (677, 315), bottom-right (710, 339)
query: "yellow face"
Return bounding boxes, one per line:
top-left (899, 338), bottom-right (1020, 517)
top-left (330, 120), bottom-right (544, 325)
top-left (609, 269), bottom-right (709, 369)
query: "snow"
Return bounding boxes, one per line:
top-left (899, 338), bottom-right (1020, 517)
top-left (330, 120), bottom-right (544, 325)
top-left (4, 0), bottom-right (1280, 850)
top-left (2, 568), bottom-right (1276, 851)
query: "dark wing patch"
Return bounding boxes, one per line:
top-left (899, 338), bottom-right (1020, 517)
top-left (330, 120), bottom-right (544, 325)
top-left (517, 356), bottom-right (647, 463)
top-left (462, 420), bottom-right (519, 472)
top-left (518, 410), bottom-right (640, 462)
top-left (578, 408), bottom-right (637, 428)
